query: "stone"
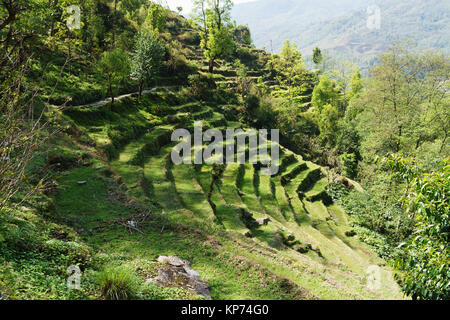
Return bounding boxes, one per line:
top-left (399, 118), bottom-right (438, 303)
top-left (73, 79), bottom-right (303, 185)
top-left (150, 256), bottom-right (211, 299)
top-left (255, 217), bottom-right (271, 226)
top-left (157, 256), bottom-right (190, 267)
top-left (77, 181), bottom-right (87, 185)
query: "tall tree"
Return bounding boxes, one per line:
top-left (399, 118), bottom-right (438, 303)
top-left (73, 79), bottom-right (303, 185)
top-left (312, 47), bottom-right (322, 65)
top-left (193, 0), bottom-right (234, 73)
top-left (130, 30), bottom-right (164, 98)
top-left (269, 40), bottom-right (307, 100)
top-left (356, 42), bottom-right (450, 156)
top-left (311, 74), bottom-right (339, 112)
top-left (99, 48), bottom-right (130, 106)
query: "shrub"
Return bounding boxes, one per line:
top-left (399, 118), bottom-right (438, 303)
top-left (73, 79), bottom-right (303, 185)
top-left (97, 266), bottom-right (138, 300)
top-left (243, 94), bottom-right (260, 114)
top-left (340, 153), bottom-right (358, 179)
top-left (43, 239), bottom-right (92, 266)
top-left (188, 74), bottom-right (216, 99)
top-left (137, 282), bottom-right (196, 300)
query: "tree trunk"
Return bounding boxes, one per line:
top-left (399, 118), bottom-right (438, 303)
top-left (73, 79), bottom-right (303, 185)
top-left (112, 0), bottom-right (117, 46)
top-left (395, 125), bottom-right (402, 153)
top-left (209, 59), bottom-right (214, 73)
top-left (440, 131), bottom-right (448, 154)
top-left (109, 82), bottom-right (114, 107)
top-left (139, 81), bottom-right (143, 98)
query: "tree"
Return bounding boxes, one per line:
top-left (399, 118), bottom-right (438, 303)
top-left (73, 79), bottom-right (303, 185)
top-left (144, 1), bottom-right (167, 33)
top-left (99, 48), bottom-right (130, 105)
top-left (269, 40), bottom-right (308, 100)
top-left (193, 0), bottom-right (234, 73)
top-left (208, 0), bottom-right (233, 31)
top-left (347, 69), bottom-right (363, 101)
top-left (204, 24), bottom-right (234, 73)
top-left (382, 155), bottom-right (449, 300)
top-left (311, 75), bottom-right (339, 112)
top-left (340, 153), bottom-right (358, 179)
top-left (232, 24), bottom-right (252, 46)
top-left (130, 30), bottom-right (165, 98)
top-left (318, 104), bottom-right (339, 147)
top-left (312, 47), bottom-right (323, 65)
top-left (355, 42), bottom-right (450, 156)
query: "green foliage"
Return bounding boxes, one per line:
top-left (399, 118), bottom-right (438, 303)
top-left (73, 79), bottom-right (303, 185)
top-left (97, 266), bottom-right (138, 300)
top-left (340, 153), bottom-right (358, 179)
top-left (203, 25), bottom-right (235, 71)
top-left (194, 0), bottom-right (235, 73)
top-left (43, 240), bottom-right (92, 266)
top-left (232, 24), bottom-right (252, 45)
top-left (138, 282), bottom-right (201, 300)
top-left (99, 48), bottom-right (130, 104)
top-left (130, 30), bottom-right (165, 96)
top-left (311, 75), bottom-right (339, 112)
top-left (243, 94), bottom-right (260, 114)
top-left (383, 156), bottom-right (449, 300)
top-left (312, 47), bottom-right (323, 65)
top-left (318, 104), bottom-right (339, 147)
top-left (188, 73), bottom-right (216, 98)
top-left (336, 123), bottom-right (361, 159)
top-left (347, 69), bottom-right (363, 101)
top-left (144, 2), bottom-right (168, 32)
top-left (334, 189), bottom-right (409, 260)
top-left (354, 43), bottom-right (450, 157)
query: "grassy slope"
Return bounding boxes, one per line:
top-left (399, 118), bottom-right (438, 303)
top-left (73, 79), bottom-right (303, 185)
top-left (47, 86), bottom-right (404, 300)
top-left (0, 9), bottom-right (405, 300)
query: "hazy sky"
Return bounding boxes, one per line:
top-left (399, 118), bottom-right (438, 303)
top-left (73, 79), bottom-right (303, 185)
top-left (165, 0), bottom-right (258, 14)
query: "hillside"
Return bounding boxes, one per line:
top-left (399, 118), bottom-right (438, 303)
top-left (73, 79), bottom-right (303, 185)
top-left (0, 4), bottom-right (408, 300)
top-left (233, 0), bottom-right (450, 67)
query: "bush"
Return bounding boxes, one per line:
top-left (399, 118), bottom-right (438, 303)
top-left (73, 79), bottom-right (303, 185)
top-left (243, 94), bottom-right (260, 114)
top-left (340, 153), bottom-right (358, 179)
top-left (97, 266), bottom-right (138, 300)
top-left (188, 74), bottom-right (216, 99)
top-left (43, 239), bottom-right (92, 266)
top-left (137, 282), bottom-right (197, 300)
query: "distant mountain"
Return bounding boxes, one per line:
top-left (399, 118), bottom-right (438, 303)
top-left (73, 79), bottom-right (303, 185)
top-left (233, 0), bottom-right (450, 66)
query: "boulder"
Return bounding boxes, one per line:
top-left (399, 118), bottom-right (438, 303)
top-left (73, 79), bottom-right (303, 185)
top-left (255, 217), bottom-right (271, 226)
top-left (157, 256), bottom-right (190, 267)
top-left (150, 256), bottom-right (211, 299)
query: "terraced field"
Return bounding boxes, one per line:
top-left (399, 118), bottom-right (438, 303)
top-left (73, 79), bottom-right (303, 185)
top-left (62, 88), bottom-right (404, 300)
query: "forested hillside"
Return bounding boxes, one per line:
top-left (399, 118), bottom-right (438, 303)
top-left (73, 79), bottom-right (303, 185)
top-left (0, 0), bottom-right (448, 301)
top-left (233, 0), bottom-right (450, 68)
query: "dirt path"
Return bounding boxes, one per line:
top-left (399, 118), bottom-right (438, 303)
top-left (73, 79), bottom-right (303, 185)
top-left (69, 86), bottom-right (177, 108)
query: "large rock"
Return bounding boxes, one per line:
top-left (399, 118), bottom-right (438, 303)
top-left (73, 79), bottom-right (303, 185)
top-left (157, 256), bottom-right (190, 267)
top-left (255, 217), bottom-right (271, 226)
top-left (149, 256), bottom-right (211, 299)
